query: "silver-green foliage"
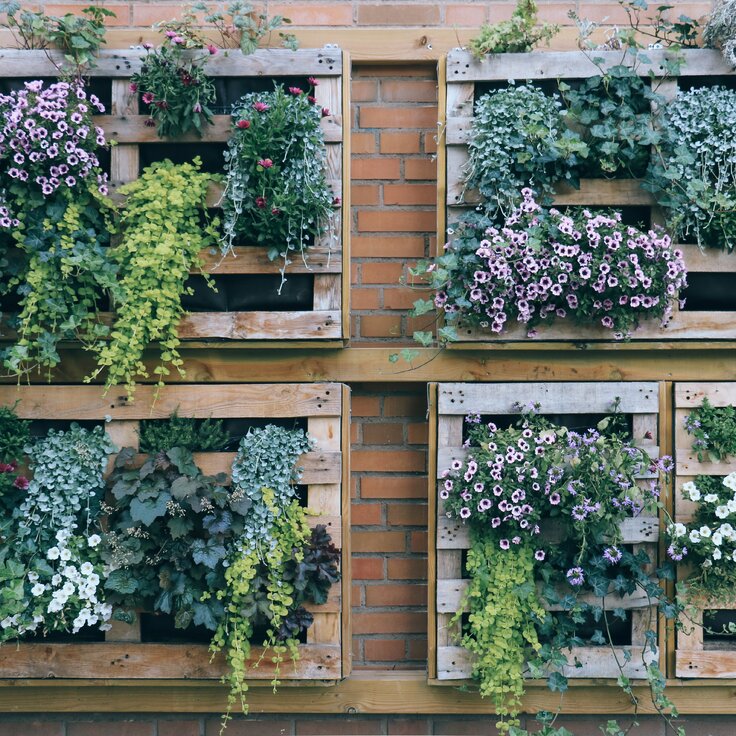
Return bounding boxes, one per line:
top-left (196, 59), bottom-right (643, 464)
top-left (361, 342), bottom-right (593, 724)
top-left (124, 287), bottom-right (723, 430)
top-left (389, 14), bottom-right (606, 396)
top-left (647, 86), bottom-right (736, 251)
top-left (230, 425), bottom-right (312, 549)
top-left (463, 84), bottom-right (588, 220)
top-left (704, 0), bottom-right (736, 67)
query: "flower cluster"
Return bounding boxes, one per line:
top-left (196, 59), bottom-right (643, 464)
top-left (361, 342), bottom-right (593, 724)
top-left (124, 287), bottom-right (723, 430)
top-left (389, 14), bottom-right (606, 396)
top-left (427, 190), bottom-right (686, 338)
top-left (667, 473), bottom-right (736, 601)
top-left (0, 80), bottom-right (107, 198)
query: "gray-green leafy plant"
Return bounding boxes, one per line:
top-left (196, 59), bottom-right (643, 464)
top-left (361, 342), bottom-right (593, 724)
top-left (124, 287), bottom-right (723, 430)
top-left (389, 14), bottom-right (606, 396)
top-left (646, 86), bottom-right (736, 251)
top-left (462, 84), bottom-right (588, 220)
top-left (704, 0), bottom-right (736, 67)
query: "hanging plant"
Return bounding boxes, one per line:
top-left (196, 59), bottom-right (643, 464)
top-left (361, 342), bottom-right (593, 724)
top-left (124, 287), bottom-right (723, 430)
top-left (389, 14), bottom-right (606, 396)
top-left (412, 189), bottom-right (687, 345)
top-left (442, 407), bottom-right (678, 733)
top-left (704, 0), bottom-right (736, 67)
top-left (0, 422), bottom-right (114, 639)
top-left (222, 84), bottom-right (337, 287)
top-left (87, 158), bottom-right (218, 396)
top-left (0, 80), bottom-right (116, 379)
top-left (646, 86), bottom-right (736, 251)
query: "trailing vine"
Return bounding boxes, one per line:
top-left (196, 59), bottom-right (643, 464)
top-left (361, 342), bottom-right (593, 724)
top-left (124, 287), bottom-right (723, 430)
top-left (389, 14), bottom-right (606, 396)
top-left (87, 158), bottom-right (217, 396)
top-left (684, 398), bottom-right (736, 463)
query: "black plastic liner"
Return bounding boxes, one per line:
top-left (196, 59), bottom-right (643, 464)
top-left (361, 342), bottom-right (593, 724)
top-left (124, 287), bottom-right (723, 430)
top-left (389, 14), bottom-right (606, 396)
top-left (704, 610), bottom-right (736, 647)
top-left (681, 272), bottom-right (736, 312)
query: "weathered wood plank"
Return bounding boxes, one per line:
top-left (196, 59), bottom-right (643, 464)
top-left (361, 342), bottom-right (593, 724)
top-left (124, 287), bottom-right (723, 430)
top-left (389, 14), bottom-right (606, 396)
top-left (0, 643), bottom-right (341, 680)
top-left (177, 310), bottom-right (342, 340)
top-left (0, 384), bottom-right (343, 420)
top-left (436, 515), bottom-right (659, 550)
top-left (0, 48), bottom-right (342, 77)
top-left (437, 579), bottom-right (653, 614)
top-left (676, 383), bottom-right (736, 409)
top-left (109, 80), bottom-right (139, 187)
top-left (676, 650), bottom-right (736, 679)
top-left (197, 246), bottom-right (341, 275)
top-left (438, 382), bottom-right (659, 415)
top-left (446, 48), bottom-right (734, 82)
top-left (96, 115), bottom-right (342, 143)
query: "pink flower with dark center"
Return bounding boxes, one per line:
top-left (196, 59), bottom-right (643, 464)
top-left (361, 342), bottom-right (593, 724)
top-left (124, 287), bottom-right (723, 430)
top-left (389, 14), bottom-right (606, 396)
top-left (142, 92), bottom-right (155, 104)
top-left (13, 476), bottom-right (29, 490)
top-left (207, 44), bottom-right (218, 55)
top-left (258, 158), bottom-right (273, 168)
top-left (253, 102), bottom-right (270, 112)
top-left (129, 82), bottom-right (138, 93)
top-left (236, 119), bottom-right (251, 129)
top-left (288, 86), bottom-right (303, 95)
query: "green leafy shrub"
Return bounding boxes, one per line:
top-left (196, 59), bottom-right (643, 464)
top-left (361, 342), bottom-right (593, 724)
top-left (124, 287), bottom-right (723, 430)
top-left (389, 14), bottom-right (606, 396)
top-left (468, 0), bottom-right (558, 58)
top-left (222, 84), bottom-right (337, 283)
top-left (138, 412), bottom-right (230, 454)
top-left (0, 405), bottom-right (30, 519)
top-left (646, 86), bottom-right (736, 251)
top-left (684, 397), bottom-right (736, 462)
top-left (463, 85), bottom-right (587, 219)
top-left (88, 158), bottom-right (218, 395)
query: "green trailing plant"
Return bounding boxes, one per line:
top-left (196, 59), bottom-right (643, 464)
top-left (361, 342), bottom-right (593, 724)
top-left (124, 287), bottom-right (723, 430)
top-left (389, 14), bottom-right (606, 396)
top-left (0, 423), bottom-right (114, 640)
top-left (441, 406), bottom-right (680, 733)
top-left (138, 412), bottom-right (230, 454)
top-left (462, 84), bottom-right (588, 220)
top-left (131, 20), bottom-right (217, 138)
top-left (684, 398), bottom-right (736, 463)
top-left (0, 3), bottom-right (115, 74)
top-left (87, 158), bottom-right (218, 396)
top-left (223, 84), bottom-right (337, 288)
top-left (704, 0), bottom-right (736, 67)
top-left (0, 405), bottom-right (30, 522)
top-left (190, 1), bottom-right (298, 54)
top-left (646, 86), bottom-right (736, 251)
top-left (468, 0), bottom-right (559, 58)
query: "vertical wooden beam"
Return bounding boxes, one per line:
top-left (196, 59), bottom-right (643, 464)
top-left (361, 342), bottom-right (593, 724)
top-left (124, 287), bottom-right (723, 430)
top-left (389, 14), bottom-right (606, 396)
top-left (110, 79), bottom-right (139, 186)
top-left (435, 56), bottom-right (447, 260)
top-left (427, 383), bottom-right (438, 681)
top-left (341, 51), bottom-right (352, 343)
top-left (340, 383), bottom-right (352, 677)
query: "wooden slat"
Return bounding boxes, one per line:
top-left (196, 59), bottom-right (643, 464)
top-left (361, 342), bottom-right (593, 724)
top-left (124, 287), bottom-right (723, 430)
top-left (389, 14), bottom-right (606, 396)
top-left (0, 384), bottom-right (343, 420)
top-left (677, 651), bottom-right (736, 679)
top-left (679, 245), bottom-right (736, 274)
top-left (676, 383), bottom-right (736, 409)
top-left (446, 48), bottom-right (735, 82)
top-left (436, 515), bottom-right (659, 549)
top-left (437, 579), bottom-right (652, 614)
top-left (0, 48), bottom-right (342, 77)
top-left (109, 80), bottom-right (139, 187)
top-left (0, 643), bottom-right (341, 680)
top-left (438, 382), bottom-right (659, 414)
top-left (198, 246), bottom-right (341, 275)
top-left (177, 310), bottom-right (342, 340)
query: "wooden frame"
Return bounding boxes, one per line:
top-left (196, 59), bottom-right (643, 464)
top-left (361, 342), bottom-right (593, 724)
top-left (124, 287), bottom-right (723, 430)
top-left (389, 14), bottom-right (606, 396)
top-left (429, 381), bottom-right (662, 685)
top-left (0, 48), bottom-right (349, 345)
top-left (674, 382), bottom-right (736, 678)
top-left (0, 383), bottom-right (351, 683)
top-left (443, 48), bottom-right (736, 344)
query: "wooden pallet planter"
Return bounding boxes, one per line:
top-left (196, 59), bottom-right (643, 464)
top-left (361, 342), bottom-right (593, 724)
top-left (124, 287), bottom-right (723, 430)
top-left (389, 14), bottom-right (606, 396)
top-left (674, 382), bottom-right (736, 678)
top-left (0, 383), bottom-right (351, 682)
top-left (0, 48), bottom-right (349, 345)
top-left (442, 48), bottom-right (736, 343)
top-left (429, 381), bottom-right (662, 684)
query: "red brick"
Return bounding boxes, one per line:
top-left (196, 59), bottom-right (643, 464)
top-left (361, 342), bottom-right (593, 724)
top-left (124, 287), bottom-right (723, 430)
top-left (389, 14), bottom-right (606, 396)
top-left (352, 288), bottom-right (381, 310)
top-left (351, 262), bottom-right (359, 284)
top-left (361, 477), bottom-right (427, 499)
top-left (296, 719), bottom-right (382, 736)
top-left (360, 106), bottom-right (438, 129)
top-left (352, 583), bottom-right (363, 606)
top-left (0, 723), bottom-right (62, 736)
top-left (383, 184), bottom-right (436, 206)
top-left (45, 4), bottom-right (130, 24)
top-left (352, 556), bottom-right (384, 579)
top-left (68, 723), bottom-right (153, 736)
top-left (387, 503), bottom-right (427, 526)
top-left (410, 531), bottom-right (429, 553)
top-left (405, 158), bottom-right (437, 180)
top-left (132, 5), bottom-right (184, 26)
top-left (365, 583), bottom-right (427, 606)
top-left (445, 4), bottom-right (488, 25)
top-left (351, 503), bottom-right (383, 525)
top-left (353, 236), bottom-right (426, 258)
top-left (408, 422), bottom-right (429, 444)
top-left (353, 158), bottom-right (401, 180)
top-left (364, 638), bottom-right (405, 661)
top-left (352, 396), bottom-right (381, 417)
top-left (380, 132), bottom-right (421, 154)
top-left (381, 80), bottom-right (438, 103)
top-left (407, 638), bottom-right (428, 660)
top-left (352, 132), bottom-right (377, 154)
top-left (352, 184), bottom-right (380, 206)
top-left (363, 422), bottom-right (404, 445)
top-left (423, 133), bottom-right (438, 154)
top-left (361, 262), bottom-right (405, 284)
top-left (352, 530), bottom-right (406, 553)
top-left (383, 288), bottom-right (422, 311)
top-left (158, 721), bottom-right (200, 736)
top-left (270, 4), bottom-right (353, 26)
top-left (352, 80), bottom-right (378, 102)
top-left (384, 395), bottom-right (427, 416)
top-left (387, 558), bottom-right (427, 580)
top-left (357, 4), bottom-right (440, 25)
top-left (352, 449), bottom-right (425, 472)
top-left (388, 718), bottom-right (432, 735)
top-left (353, 611), bottom-right (426, 634)
top-left (360, 315), bottom-right (402, 338)
top-left (358, 210), bottom-right (436, 233)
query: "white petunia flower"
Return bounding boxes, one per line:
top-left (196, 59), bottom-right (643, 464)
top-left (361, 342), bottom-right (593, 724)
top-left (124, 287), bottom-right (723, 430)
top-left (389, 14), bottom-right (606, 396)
top-left (30, 583), bottom-right (45, 597)
top-left (670, 523), bottom-right (687, 538)
top-left (27, 572), bottom-right (38, 583)
top-left (80, 562), bottom-right (94, 576)
top-left (728, 499), bottom-right (736, 513)
top-left (56, 529), bottom-right (70, 544)
top-left (46, 546), bottom-right (60, 560)
top-left (51, 574), bottom-right (62, 586)
top-left (723, 472), bottom-right (736, 490)
top-left (683, 481), bottom-right (701, 501)
top-left (87, 534), bottom-right (101, 547)
top-left (713, 548), bottom-right (723, 560)
top-left (700, 525), bottom-right (712, 537)
top-left (716, 506), bottom-right (730, 519)
top-left (47, 599), bottom-right (63, 613)
top-left (705, 494), bottom-right (719, 503)
top-left (59, 548), bottom-right (72, 561)
top-left (713, 532), bottom-right (724, 546)
top-left (690, 530), bottom-right (702, 543)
